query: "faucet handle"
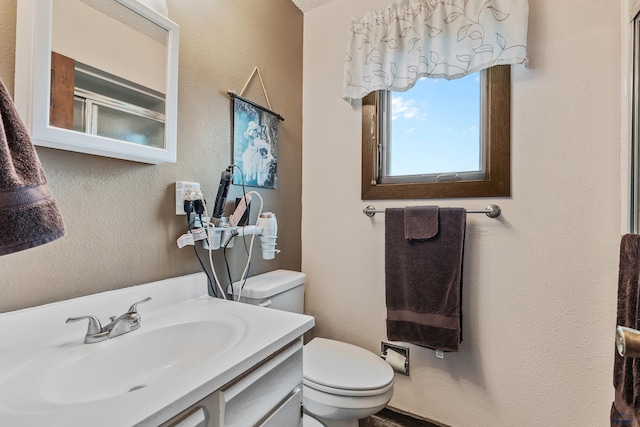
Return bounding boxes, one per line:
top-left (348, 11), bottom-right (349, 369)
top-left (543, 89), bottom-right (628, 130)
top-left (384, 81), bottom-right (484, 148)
top-left (128, 297), bottom-right (152, 313)
top-left (66, 315), bottom-right (103, 335)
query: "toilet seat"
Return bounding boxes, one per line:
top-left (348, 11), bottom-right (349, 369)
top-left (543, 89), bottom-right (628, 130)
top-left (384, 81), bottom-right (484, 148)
top-left (303, 338), bottom-right (394, 396)
top-left (303, 377), bottom-right (394, 397)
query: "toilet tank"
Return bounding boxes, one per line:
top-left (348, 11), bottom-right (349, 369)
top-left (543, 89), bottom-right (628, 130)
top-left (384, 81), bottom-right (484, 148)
top-left (231, 269), bottom-right (306, 313)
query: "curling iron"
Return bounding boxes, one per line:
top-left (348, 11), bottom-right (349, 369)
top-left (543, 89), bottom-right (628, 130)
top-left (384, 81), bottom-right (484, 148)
top-left (212, 168), bottom-right (232, 218)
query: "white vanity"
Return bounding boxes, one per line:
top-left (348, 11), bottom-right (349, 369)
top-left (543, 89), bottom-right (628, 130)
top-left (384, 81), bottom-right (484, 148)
top-left (0, 273), bottom-right (314, 426)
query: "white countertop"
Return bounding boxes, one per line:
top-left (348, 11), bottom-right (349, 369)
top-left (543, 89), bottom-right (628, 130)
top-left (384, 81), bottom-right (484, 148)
top-left (0, 272), bottom-right (315, 426)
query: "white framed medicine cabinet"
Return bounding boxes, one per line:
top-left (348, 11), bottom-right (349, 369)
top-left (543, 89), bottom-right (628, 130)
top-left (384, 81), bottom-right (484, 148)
top-left (14, 0), bottom-right (179, 164)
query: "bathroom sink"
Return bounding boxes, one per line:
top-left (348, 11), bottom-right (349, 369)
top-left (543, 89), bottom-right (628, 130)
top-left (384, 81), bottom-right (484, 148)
top-left (0, 274), bottom-right (314, 426)
top-left (0, 318), bottom-right (246, 411)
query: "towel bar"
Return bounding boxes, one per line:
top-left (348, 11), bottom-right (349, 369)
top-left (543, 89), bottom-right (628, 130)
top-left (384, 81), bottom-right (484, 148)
top-left (363, 204), bottom-right (501, 218)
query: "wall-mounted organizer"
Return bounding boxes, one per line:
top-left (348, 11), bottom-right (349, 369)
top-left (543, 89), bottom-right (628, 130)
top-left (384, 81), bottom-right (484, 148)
top-left (184, 212), bottom-right (278, 258)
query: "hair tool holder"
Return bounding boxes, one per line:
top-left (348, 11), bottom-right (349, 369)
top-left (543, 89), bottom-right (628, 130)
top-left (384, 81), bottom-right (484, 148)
top-left (201, 213), bottom-right (279, 259)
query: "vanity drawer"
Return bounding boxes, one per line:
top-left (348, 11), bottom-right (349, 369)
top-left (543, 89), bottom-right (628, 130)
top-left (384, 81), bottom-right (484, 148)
top-left (169, 406), bottom-right (207, 427)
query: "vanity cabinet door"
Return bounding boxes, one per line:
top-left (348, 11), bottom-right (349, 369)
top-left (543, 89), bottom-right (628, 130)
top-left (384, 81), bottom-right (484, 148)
top-left (213, 339), bottom-right (303, 427)
top-left (159, 339), bottom-right (303, 427)
top-left (258, 387), bottom-right (302, 427)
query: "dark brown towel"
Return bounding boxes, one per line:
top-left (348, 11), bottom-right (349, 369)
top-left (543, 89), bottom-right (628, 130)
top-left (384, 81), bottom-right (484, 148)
top-left (385, 207), bottom-right (466, 352)
top-left (404, 205), bottom-right (438, 240)
top-left (612, 234), bottom-right (640, 426)
top-left (0, 79), bottom-right (65, 256)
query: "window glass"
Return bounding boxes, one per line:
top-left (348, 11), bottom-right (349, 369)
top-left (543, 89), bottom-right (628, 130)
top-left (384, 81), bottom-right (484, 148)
top-left (382, 73), bottom-right (483, 182)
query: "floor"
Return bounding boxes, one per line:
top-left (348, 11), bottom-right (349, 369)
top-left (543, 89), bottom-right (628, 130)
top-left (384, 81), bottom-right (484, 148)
top-left (359, 408), bottom-right (441, 427)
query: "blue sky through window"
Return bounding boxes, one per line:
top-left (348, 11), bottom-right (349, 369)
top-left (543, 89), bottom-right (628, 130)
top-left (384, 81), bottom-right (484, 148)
top-left (389, 73), bottom-right (481, 176)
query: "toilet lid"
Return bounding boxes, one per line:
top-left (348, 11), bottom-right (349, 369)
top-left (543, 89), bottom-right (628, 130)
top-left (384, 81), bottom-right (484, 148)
top-left (303, 338), bottom-right (394, 392)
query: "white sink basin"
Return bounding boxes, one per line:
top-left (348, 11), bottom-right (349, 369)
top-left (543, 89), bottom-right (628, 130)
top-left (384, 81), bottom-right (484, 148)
top-left (0, 273), bottom-right (314, 426)
top-left (43, 320), bottom-right (243, 404)
top-left (0, 317), bottom-right (246, 411)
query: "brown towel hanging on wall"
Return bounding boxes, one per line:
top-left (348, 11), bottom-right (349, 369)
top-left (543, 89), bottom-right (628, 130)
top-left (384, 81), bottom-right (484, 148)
top-left (0, 79), bottom-right (66, 256)
top-left (612, 234), bottom-right (640, 425)
top-left (385, 206), bottom-right (466, 352)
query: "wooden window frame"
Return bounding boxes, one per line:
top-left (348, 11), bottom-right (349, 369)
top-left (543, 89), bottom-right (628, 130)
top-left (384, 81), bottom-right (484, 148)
top-left (362, 65), bottom-right (511, 200)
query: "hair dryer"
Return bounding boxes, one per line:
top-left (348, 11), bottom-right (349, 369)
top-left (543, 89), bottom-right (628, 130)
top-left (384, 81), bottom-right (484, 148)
top-left (256, 212), bottom-right (278, 259)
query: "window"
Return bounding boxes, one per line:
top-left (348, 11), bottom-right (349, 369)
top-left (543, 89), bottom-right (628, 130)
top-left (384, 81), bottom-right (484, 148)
top-left (362, 65), bottom-right (511, 200)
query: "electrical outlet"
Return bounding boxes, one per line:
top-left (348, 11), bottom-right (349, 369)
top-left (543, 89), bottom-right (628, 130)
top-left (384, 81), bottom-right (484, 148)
top-left (175, 181), bottom-right (202, 215)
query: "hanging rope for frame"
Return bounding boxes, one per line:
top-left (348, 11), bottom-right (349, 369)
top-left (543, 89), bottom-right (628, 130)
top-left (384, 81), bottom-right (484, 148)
top-left (227, 67), bottom-right (284, 122)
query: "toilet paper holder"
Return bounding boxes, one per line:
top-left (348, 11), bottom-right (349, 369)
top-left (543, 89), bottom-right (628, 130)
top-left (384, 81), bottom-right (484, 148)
top-left (381, 342), bottom-right (409, 376)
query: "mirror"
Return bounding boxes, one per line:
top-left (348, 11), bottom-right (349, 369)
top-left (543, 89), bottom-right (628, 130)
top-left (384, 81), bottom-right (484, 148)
top-left (14, 0), bottom-right (179, 164)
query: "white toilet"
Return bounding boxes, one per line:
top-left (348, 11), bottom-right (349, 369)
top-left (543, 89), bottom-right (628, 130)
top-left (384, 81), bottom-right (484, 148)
top-left (233, 269), bottom-right (394, 427)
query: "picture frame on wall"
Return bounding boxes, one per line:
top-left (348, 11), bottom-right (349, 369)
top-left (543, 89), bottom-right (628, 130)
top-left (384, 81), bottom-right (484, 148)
top-left (231, 96), bottom-right (280, 189)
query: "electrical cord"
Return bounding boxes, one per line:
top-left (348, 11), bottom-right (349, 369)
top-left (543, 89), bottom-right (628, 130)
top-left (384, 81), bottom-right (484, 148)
top-left (194, 245), bottom-right (217, 298)
top-left (235, 234), bottom-right (252, 301)
top-left (221, 227), bottom-right (239, 298)
top-left (188, 165), bottom-right (265, 302)
top-left (223, 244), bottom-right (234, 298)
top-left (236, 190), bottom-right (263, 302)
top-left (229, 165), bottom-right (252, 301)
top-left (220, 165), bottom-right (262, 302)
top-left (185, 207), bottom-right (217, 298)
top-left (202, 200), bottom-right (228, 299)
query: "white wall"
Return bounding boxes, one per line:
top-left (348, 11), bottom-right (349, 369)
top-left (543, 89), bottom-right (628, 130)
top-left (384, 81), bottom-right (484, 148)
top-left (301, 1), bottom-right (620, 425)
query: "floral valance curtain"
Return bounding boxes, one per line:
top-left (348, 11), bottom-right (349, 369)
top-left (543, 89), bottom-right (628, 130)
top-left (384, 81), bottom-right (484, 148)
top-left (343, 0), bottom-right (529, 102)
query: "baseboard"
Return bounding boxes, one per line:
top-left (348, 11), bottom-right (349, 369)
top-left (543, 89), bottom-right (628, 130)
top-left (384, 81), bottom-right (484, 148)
top-left (370, 407), bottom-right (451, 427)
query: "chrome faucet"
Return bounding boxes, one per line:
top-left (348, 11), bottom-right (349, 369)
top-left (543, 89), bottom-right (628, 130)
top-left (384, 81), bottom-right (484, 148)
top-left (66, 297), bottom-right (152, 344)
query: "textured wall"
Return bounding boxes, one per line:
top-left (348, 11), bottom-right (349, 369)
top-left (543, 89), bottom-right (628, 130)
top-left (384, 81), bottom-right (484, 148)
top-left (302, 0), bottom-right (620, 426)
top-left (0, 0), bottom-right (303, 312)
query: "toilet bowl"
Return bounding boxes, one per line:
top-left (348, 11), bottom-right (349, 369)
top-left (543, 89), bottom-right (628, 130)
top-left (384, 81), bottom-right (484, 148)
top-left (303, 338), bottom-right (394, 427)
top-left (233, 270), bottom-right (395, 427)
